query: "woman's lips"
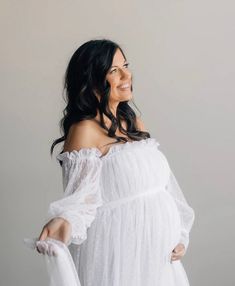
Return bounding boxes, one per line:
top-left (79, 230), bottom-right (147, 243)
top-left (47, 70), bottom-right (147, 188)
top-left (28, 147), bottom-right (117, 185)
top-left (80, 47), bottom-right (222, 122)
top-left (118, 83), bottom-right (131, 90)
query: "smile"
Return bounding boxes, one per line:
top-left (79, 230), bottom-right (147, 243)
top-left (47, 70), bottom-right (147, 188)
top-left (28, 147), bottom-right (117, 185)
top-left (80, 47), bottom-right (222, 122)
top-left (118, 83), bottom-right (131, 90)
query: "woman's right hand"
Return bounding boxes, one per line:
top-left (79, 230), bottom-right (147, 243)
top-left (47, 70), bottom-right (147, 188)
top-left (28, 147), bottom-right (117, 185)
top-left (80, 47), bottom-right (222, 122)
top-left (36, 217), bottom-right (71, 254)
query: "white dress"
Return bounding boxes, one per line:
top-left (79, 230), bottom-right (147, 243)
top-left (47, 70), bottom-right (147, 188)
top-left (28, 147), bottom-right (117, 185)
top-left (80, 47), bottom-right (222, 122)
top-left (26, 137), bottom-right (195, 286)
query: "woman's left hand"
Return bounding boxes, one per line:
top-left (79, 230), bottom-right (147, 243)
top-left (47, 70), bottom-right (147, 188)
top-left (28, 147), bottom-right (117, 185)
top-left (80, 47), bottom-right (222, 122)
top-left (170, 243), bottom-right (185, 262)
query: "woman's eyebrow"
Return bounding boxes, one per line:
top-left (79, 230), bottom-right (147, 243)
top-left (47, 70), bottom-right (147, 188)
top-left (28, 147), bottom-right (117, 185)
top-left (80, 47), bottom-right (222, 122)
top-left (111, 59), bottom-right (127, 68)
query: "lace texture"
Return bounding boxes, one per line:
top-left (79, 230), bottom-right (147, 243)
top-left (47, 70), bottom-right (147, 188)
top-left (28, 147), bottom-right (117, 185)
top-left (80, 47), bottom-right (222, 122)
top-left (164, 165), bottom-right (195, 252)
top-left (27, 137), bottom-right (195, 286)
top-left (47, 148), bottom-right (103, 245)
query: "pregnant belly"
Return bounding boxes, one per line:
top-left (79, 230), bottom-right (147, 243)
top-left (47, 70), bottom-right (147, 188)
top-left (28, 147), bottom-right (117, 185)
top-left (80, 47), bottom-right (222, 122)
top-left (77, 189), bottom-right (182, 285)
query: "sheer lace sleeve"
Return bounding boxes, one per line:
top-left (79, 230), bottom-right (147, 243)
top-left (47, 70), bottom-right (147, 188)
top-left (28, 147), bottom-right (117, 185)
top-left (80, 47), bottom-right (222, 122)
top-left (47, 148), bottom-right (103, 246)
top-left (165, 167), bottom-right (195, 253)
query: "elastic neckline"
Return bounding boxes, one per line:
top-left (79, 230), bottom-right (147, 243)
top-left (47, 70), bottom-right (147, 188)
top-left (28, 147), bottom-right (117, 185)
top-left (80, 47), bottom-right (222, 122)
top-left (100, 137), bottom-right (159, 159)
top-left (57, 137), bottom-right (160, 161)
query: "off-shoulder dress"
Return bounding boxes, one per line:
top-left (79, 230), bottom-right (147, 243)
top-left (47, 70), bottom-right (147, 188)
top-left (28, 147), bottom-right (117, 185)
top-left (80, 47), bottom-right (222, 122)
top-left (46, 137), bottom-right (195, 286)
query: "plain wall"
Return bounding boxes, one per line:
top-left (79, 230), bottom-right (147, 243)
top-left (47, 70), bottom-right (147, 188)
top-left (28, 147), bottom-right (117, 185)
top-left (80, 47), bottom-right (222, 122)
top-left (1, 0), bottom-right (234, 285)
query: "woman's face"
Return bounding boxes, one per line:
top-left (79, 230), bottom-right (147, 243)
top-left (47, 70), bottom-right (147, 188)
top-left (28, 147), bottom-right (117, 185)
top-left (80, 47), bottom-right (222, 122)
top-left (105, 48), bottom-right (132, 104)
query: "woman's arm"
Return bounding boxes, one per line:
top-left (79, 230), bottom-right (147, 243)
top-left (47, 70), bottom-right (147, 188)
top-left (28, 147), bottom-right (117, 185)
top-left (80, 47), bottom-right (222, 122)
top-left (165, 167), bottom-right (195, 253)
top-left (37, 121), bottom-right (103, 251)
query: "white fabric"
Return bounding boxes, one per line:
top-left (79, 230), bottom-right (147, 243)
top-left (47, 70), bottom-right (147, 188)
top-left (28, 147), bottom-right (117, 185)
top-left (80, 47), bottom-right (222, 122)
top-left (47, 148), bottom-right (103, 245)
top-left (24, 237), bottom-right (81, 286)
top-left (24, 137), bottom-right (195, 286)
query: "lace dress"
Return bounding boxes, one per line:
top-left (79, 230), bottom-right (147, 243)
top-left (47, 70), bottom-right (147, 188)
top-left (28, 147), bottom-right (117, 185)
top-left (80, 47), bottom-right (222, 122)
top-left (25, 137), bottom-right (195, 286)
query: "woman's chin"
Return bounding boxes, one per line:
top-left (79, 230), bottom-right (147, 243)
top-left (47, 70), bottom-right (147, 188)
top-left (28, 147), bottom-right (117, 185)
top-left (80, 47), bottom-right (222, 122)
top-left (110, 91), bottom-right (133, 102)
top-left (120, 91), bottom-right (133, 100)
top-left (121, 93), bottom-right (132, 102)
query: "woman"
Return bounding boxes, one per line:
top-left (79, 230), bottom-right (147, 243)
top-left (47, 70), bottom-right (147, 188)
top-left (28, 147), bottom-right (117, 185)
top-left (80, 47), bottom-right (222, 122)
top-left (37, 39), bottom-right (195, 285)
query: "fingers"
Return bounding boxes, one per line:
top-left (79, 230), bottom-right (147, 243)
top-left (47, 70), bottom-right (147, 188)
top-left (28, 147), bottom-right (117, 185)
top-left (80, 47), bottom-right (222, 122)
top-left (36, 219), bottom-right (71, 255)
top-left (171, 248), bottom-right (185, 262)
top-left (38, 226), bottom-right (49, 241)
top-left (36, 240), bottom-right (58, 256)
top-left (173, 243), bottom-right (185, 253)
top-left (171, 243), bottom-right (185, 261)
top-left (47, 243), bottom-right (57, 257)
top-left (36, 227), bottom-right (49, 254)
top-left (170, 244), bottom-right (185, 263)
top-left (36, 241), bottom-right (48, 255)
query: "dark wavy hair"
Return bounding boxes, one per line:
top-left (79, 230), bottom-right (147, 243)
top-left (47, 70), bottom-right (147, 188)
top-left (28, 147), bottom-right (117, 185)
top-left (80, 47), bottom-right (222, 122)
top-left (50, 38), bottom-right (150, 158)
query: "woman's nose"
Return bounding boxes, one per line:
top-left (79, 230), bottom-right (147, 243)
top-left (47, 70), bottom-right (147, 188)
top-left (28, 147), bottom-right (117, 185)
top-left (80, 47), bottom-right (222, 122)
top-left (120, 68), bottom-right (131, 80)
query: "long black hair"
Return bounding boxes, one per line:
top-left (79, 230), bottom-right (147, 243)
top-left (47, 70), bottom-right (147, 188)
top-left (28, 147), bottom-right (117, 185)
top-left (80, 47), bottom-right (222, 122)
top-left (50, 38), bottom-right (150, 157)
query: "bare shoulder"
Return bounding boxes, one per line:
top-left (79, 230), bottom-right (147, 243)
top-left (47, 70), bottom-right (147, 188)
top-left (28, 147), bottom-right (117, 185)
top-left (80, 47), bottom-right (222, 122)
top-left (63, 119), bottom-right (101, 152)
top-left (136, 116), bottom-right (147, 132)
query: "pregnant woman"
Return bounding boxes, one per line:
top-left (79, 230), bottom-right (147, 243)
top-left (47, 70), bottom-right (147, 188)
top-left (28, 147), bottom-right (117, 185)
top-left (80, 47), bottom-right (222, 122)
top-left (36, 39), bottom-right (195, 286)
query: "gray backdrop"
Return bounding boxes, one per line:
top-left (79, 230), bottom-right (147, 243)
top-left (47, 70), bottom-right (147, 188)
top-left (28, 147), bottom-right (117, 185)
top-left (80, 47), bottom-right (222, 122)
top-left (1, 0), bottom-right (234, 285)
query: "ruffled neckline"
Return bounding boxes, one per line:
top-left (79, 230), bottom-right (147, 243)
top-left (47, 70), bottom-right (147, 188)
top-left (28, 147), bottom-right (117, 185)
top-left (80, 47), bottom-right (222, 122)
top-left (56, 137), bottom-right (160, 162)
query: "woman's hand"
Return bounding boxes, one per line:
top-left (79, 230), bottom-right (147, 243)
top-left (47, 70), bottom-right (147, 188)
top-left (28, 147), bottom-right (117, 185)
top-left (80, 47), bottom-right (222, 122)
top-left (170, 243), bottom-right (185, 262)
top-left (36, 217), bottom-right (71, 254)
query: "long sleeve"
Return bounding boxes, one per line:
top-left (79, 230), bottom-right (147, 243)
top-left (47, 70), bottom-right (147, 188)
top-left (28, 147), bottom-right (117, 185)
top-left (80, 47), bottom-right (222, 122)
top-left (165, 167), bottom-right (195, 253)
top-left (47, 148), bottom-right (103, 246)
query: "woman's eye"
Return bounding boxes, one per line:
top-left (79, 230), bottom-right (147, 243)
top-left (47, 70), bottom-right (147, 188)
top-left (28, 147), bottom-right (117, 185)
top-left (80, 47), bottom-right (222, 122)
top-left (110, 63), bottom-right (129, 74)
